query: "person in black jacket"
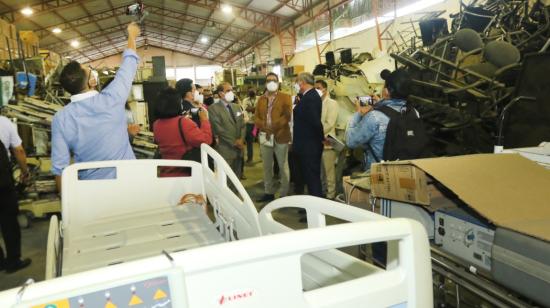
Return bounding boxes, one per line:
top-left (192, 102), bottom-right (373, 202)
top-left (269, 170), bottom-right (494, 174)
top-left (176, 78), bottom-right (202, 127)
top-left (292, 72), bottom-right (324, 199)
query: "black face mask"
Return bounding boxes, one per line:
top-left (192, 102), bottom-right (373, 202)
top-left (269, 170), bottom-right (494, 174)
top-left (204, 97), bottom-right (214, 106)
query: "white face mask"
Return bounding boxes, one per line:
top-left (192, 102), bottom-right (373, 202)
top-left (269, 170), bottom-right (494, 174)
top-left (266, 81), bottom-right (278, 92)
top-left (197, 94), bottom-right (204, 104)
top-left (214, 98), bottom-right (220, 104)
top-left (224, 91), bottom-right (235, 102)
top-left (89, 70), bottom-right (99, 88)
top-left (294, 83), bottom-right (300, 93)
top-left (315, 89), bottom-right (324, 98)
top-left (193, 90), bottom-right (201, 102)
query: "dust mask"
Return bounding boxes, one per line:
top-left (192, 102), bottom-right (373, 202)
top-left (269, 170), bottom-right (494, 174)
top-left (193, 90), bottom-right (201, 102)
top-left (294, 83), bottom-right (300, 93)
top-left (315, 89), bottom-right (323, 98)
top-left (225, 91), bottom-right (235, 102)
top-left (266, 81), bottom-right (278, 92)
top-left (89, 70), bottom-right (99, 88)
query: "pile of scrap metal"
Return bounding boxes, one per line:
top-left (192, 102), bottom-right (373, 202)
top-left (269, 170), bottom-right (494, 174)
top-left (391, 0), bottom-right (550, 155)
top-left (132, 130), bottom-right (157, 158)
top-left (3, 97), bottom-right (60, 156)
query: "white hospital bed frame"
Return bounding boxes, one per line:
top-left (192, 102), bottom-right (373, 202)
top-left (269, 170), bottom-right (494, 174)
top-left (0, 144), bottom-right (433, 307)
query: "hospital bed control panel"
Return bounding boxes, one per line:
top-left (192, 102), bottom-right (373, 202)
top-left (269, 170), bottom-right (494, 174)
top-left (435, 208), bottom-right (495, 272)
top-left (26, 276), bottom-right (176, 308)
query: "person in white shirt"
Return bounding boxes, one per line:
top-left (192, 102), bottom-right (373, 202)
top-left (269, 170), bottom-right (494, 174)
top-left (0, 115), bottom-right (32, 272)
top-left (315, 80), bottom-right (339, 199)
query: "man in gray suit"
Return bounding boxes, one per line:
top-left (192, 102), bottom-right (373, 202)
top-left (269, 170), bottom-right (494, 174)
top-left (209, 82), bottom-right (246, 178)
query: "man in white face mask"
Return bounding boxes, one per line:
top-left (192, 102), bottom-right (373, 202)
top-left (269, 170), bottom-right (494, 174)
top-left (315, 79), bottom-right (339, 199)
top-left (208, 82), bottom-right (246, 178)
top-left (176, 78), bottom-right (204, 127)
top-left (254, 72), bottom-right (292, 202)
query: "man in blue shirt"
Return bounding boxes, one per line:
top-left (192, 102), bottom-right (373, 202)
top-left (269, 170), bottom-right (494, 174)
top-left (51, 22), bottom-right (141, 186)
top-left (346, 69), bottom-right (413, 171)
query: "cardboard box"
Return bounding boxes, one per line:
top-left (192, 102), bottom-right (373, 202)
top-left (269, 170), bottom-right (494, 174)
top-left (342, 175), bottom-right (381, 213)
top-left (0, 19), bottom-right (10, 38)
top-left (371, 154), bottom-right (550, 241)
top-left (19, 31), bottom-right (39, 46)
top-left (10, 24), bottom-right (16, 40)
top-left (371, 163), bottom-right (430, 205)
top-left (343, 176), bottom-right (371, 210)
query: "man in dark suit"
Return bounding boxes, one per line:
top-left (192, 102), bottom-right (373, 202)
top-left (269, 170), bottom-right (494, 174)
top-left (208, 83), bottom-right (246, 178)
top-left (292, 72), bottom-right (324, 198)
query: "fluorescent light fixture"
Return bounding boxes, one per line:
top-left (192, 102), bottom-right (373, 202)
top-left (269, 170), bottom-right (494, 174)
top-left (21, 7), bottom-right (33, 16)
top-left (52, 28), bottom-right (62, 34)
top-left (201, 36), bottom-right (208, 43)
top-left (221, 4), bottom-right (232, 14)
top-left (70, 40), bottom-right (80, 48)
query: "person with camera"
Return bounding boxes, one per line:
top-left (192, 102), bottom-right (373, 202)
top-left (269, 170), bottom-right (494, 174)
top-left (51, 22), bottom-right (141, 186)
top-left (153, 87), bottom-right (212, 177)
top-left (0, 115), bottom-right (32, 273)
top-left (346, 69), bottom-right (427, 172)
top-left (176, 78), bottom-right (204, 127)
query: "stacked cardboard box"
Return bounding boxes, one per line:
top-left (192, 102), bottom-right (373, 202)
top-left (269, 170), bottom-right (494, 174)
top-left (19, 30), bottom-right (39, 57)
top-left (40, 49), bottom-right (61, 76)
top-left (0, 19), bottom-right (18, 60)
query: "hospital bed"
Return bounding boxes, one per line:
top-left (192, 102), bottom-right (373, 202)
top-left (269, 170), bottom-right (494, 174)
top-left (0, 219), bottom-right (431, 307)
top-left (0, 144), bottom-right (433, 307)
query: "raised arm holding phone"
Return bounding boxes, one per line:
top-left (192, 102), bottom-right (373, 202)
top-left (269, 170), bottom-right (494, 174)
top-left (52, 22), bottom-right (141, 191)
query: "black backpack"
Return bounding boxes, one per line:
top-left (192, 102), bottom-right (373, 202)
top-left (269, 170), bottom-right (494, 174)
top-left (368, 105), bottom-right (430, 162)
top-left (0, 139), bottom-right (14, 189)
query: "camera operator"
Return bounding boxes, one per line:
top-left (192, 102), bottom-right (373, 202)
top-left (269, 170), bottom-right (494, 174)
top-left (176, 78), bottom-right (204, 127)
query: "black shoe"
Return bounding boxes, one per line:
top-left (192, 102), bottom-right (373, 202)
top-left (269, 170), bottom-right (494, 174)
top-left (5, 258), bottom-right (31, 274)
top-left (299, 216), bottom-right (307, 223)
top-left (256, 194), bottom-right (275, 203)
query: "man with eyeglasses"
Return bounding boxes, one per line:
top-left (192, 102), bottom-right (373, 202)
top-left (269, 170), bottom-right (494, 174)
top-left (51, 22), bottom-right (141, 188)
top-left (208, 82), bottom-right (246, 178)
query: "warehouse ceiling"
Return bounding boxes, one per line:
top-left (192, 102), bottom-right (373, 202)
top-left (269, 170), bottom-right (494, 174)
top-left (0, 0), bottom-right (318, 63)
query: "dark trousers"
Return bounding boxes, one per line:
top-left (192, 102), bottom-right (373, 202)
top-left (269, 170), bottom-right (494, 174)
top-left (289, 149), bottom-right (304, 194)
top-left (0, 186), bottom-right (21, 266)
top-left (245, 123), bottom-right (255, 162)
top-left (295, 148), bottom-right (323, 197)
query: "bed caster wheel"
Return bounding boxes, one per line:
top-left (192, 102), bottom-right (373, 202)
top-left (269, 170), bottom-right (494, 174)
top-left (18, 212), bottom-right (32, 229)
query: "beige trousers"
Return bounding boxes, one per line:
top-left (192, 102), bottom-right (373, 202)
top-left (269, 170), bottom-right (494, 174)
top-left (322, 148), bottom-right (337, 199)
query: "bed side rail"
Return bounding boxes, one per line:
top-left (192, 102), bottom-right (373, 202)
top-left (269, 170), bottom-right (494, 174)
top-left (260, 196), bottom-right (400, 287)
top-left (44, 214), bottom-right (61, 280)
top-left (0, 219), bottom-right (431, 308)
top-left (201, 143), bottom-right (261, 240)
top-left (61, 159), bottom-right (204, 227)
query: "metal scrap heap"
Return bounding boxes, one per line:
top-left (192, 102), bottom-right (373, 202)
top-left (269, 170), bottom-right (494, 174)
top-left (391, 0), bottom-right (550, 155)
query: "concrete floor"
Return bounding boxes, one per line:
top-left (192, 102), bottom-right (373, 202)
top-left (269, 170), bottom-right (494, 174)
top-left (0, 143), bottom-right (310, 292)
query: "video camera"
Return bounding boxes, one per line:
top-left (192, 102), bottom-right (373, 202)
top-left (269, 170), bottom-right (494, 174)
top-left (126, 2), bottom-right (148, 24)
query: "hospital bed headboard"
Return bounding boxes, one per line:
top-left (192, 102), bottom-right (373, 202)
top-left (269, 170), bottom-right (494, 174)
top-left (0, 219), bottom-right (432, 308)
top-left (201, 143), bottom-right (262, 240)
top-left (61, 159), bottom-right (204, 227)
